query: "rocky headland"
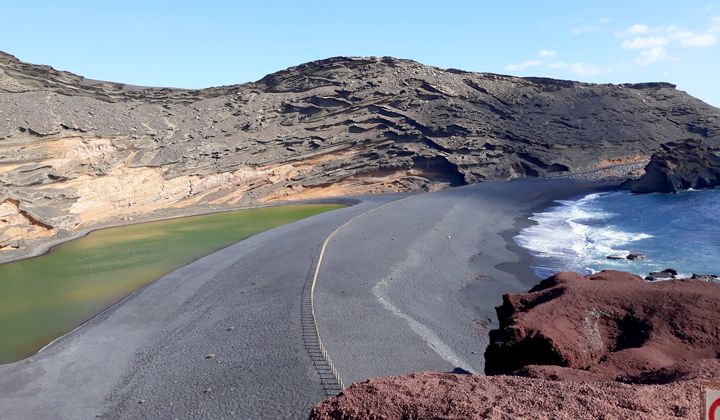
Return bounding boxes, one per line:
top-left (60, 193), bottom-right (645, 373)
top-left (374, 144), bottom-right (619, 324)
top-left (311, 270), bottom-right (720, 419)
top-left (625, 138), bottom-right (720, 193)
top-left (2, 51), bottom-right (720, 255)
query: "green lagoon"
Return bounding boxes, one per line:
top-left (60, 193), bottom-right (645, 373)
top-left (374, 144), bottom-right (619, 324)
top-left (0, 204), bottom-right (342, 363)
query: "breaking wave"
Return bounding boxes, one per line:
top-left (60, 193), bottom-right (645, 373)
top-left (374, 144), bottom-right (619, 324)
top-left (515, 192), bottom-right (653, 278)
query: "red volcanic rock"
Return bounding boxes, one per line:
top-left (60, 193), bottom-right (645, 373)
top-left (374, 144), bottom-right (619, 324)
top-left (310, 369), bottom-right (717, 419)
top-left (311, 271), bottom-right (720, 419)
top-left (484, 270), bottom-right (720, 382)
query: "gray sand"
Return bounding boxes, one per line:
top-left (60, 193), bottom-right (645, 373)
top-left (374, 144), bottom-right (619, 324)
top-left (315, 180), bottom-right (615, 383)
top-left (0, 180), bottom-right (613, 419)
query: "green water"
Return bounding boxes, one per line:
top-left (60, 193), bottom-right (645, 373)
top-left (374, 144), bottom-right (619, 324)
top-left (0, 204), bottom-right (342, 363)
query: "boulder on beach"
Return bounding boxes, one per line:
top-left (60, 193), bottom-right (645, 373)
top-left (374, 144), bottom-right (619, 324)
top-left (692, 273), bottom-right (719, 281)
top-left (606, 254), bottom-right (625, 260)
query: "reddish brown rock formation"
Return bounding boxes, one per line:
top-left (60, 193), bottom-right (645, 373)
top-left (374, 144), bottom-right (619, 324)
top-left (485, 270), bottom-right (720, 382)
top-left (311, 271), bottom-right (720, 419)
top-left (310, 368), bottom-right (718, 419)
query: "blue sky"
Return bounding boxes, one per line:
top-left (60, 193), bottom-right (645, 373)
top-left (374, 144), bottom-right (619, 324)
top-left (2, 1), bottom-right (719, 105)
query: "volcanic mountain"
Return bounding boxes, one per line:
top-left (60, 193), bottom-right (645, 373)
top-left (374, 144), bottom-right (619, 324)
top-left (1, 51), bottom-right (719, 251)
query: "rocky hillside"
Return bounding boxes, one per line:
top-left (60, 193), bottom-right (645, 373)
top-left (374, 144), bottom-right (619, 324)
top-left (1, 51), bottom-right (719, 251)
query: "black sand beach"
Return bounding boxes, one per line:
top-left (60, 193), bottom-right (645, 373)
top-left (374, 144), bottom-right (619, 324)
top-left (315, 179), bottom-right (617, 384)
top-left (0, 179), bottom-right (616, 419)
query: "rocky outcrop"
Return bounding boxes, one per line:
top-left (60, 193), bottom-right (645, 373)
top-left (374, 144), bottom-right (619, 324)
top-left (625, 139), bottom-right (720, 193)
top-left (311, 271), bottom-right (720, 419)
top-left (0, 198), bottom-right (60, 249)
top-left (310, 367), bottom-right (717, 419)
top-left (2, 51), bottom-right (720, 251)
top-left (484, 270), bottom-right (720, 381)
top-left (645, 268), bottom-right (678, 281)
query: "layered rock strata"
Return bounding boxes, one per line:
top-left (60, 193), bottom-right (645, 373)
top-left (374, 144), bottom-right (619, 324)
top-left (2, 51), bottom-right (720, 249)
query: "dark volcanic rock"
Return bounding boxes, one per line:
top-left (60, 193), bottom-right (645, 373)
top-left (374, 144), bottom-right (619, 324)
top-left (625, 139), bottom-right (720, 193)
top-left (645, 268), bottom-right (678, 281)
top-left (484, 270), bottom-right (720, 381)
top-left (692, 273), bottom-right (719, 281)
top-left (626, 252), bottom-right (647, 260)
top-left (1, 51), bottom-right (720, 250)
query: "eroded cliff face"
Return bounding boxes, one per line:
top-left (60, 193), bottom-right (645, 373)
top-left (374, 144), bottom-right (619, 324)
top-left (625, 138), bottom-right (720, 193)
top-left (1, 51), bottom-right (719, 250)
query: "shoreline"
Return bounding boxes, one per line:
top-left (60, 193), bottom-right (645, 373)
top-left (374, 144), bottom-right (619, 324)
top-left (0, 180), bottom-right (618, 367)
top-left (0, 196), bottom-right (397, 419)
top-left (507, 186), bottom-right (720, 281)
top-left (314, 178), bottom-right (623, 384)
top-left (495, 180), bottom-right (622, 287)
top-left (0, 199), bottom-right (356, 365)
top-left (0, 179), bottom-right (628, 418)
top-left (0, 197), bottom-right (360, 265)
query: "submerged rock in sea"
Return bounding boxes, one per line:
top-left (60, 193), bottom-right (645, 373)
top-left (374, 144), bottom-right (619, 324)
top-left (646, 268), bottom-right (678, 280)
top-left (624, 138), bottom-right (720, 193)
top-left (606, 252), bottom-right (647, 261)
top-left (691, 273), bottom-right (719, 281)
top-left (626, 252), bottom-right (647, 260)
top-left (484, 270), bottom-right (720, 381)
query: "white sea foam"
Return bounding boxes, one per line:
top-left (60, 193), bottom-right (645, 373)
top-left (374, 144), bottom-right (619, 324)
top-left (515, 192), bottom-right (653, 276)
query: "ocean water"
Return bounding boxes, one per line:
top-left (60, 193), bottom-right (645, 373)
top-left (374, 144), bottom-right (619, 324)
top-left (515, 188), bottom-right (720, 279)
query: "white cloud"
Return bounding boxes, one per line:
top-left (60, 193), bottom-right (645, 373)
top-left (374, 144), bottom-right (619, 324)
top-left (571, 17), bottom-right (612, 35)
top-left (531, 61), bottom-right (602, 76)
top-left (617, 19), bottom-right (718, 66)
top-left (568, 62), bottom-right (601, 76)
top-left (636, 46), bottom-right (668, 65)
top-left (506, 60), bottom-right (543, 72)
top-left (539, 49), bottom-right (557, 57)
top-left (673, 31), bottom-right (716, 46)
top-left (572, 25), bottom-right (599, 35)
top-left (621, 36), bottom-right (668, 49)
top-left (711, 16), bottom-right (720, 32)
top-left (626, 23), bottom-right (650, 34)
